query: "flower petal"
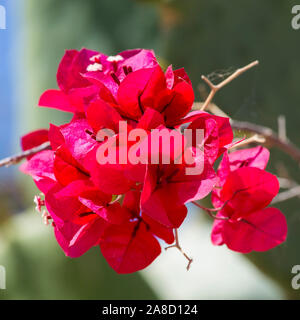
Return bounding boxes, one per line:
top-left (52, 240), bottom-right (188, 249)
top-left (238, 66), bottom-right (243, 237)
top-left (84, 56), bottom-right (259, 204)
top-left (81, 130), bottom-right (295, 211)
top-left (220, 167), bottom-right (280, 218)
top-left (100, 221), bottom-right (161, 274)
top-left (86, 99), bottom-right (122, 133)
top-left (55, 218), bottom-right (108, 258)
top-left (21, 129), bottom-right (49, 160)
top-left (214, 208), bottom-right (288, 253)
top-left (117, 68), bottom-right (155, 120)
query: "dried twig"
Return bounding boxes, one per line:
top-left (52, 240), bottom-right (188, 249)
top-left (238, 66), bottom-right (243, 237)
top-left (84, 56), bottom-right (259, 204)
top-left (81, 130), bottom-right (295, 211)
top-left (191, 201), bottom-right (229, 221)
top-left (230, 120), bottom-right (300, 166)
top-left (0, 142), bottom-right (51, 168)
top-left (200, 60), bottom-right (259, 111)
top-left (229, 134), bottom-right (266, 150)
top-left (193, 100), bottom-right (300, 166)
top-left (165, 229), bottom-right (193, 271)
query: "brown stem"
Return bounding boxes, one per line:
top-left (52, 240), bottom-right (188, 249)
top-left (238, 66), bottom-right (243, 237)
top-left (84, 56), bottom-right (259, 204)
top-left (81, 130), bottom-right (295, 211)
top-left (230, 120), bottom-right (300, 166)
top-left (229, 134), bottom-right (266, 150)
top-left (191, 201), bottom-right (229, 220)
top-left (0, 141), bottom-right (51, 168)
top-left (200, 60), bottom-right (259, 111)
top-left (165, 229), bottom-right (193, 271)
top-left (192, 101), bottom-right (300, 167)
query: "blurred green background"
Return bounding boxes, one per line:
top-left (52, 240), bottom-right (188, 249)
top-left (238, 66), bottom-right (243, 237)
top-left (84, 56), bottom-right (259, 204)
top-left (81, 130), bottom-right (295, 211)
top-left (0, 0), bottom-right (300, 299)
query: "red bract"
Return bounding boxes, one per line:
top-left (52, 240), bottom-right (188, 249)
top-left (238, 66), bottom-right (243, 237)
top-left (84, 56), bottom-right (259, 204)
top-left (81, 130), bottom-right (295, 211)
top-left (54, 218), bottom-right (108, 258)
top-left (116, 65), bottom-right (194, 126)
top-left (19, 48), bottom-right (287, 273)
top-left (211, 207), bottom-right (287, 253)
top-left (20, 150), bottom-right (56, 194)
top-left (183, 111), bottom-right (234, 164)
top-left (100, 221), bottom-right (161, 274)
top-left (82, 109), bottom-right (167, 195)
top-left (141, 155), bottom-right (217, 228)
top-left (219, 167), bottom-right (279, 218)
top-left (212, 146), bottom-right (270, 208)
top-left (21, 129), bottom-right (49, 159)
top-left (39, 48), bottom-right (157, 113)
top-left (211, 167), bottom-right (287, 253)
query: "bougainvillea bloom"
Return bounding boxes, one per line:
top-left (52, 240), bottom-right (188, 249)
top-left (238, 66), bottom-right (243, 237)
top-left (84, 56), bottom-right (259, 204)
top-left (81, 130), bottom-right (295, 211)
top-left (39, 48), bottom-right (157, 113)
top-left (211, 159), bottom-right (287, 253)
top-left (19, 48), bottom-right (287, 273)
top-left (211, 146), bottom-right (270, 208)
top-left (115, 65), bottom-right (194, 126)
top-left (183, 111), bottom-right (234, 164)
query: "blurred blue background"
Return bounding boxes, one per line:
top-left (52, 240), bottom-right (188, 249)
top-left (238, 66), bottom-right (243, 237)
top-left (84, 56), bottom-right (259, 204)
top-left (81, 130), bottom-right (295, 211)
top-left (0, 0), bottom-right (14, 161)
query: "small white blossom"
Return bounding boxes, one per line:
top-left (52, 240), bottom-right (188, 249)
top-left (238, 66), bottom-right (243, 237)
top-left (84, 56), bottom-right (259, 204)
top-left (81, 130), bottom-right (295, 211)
top-left (107, 55), bottom-right (124, 62)
top-left (34, 195), bottom-right (45, 213)
top-left (89, 54), bottom-right (101, 62)
top-left (86, 63), bottom-right (103, 72)
top-left (42, 210), bottom-right (50, 226)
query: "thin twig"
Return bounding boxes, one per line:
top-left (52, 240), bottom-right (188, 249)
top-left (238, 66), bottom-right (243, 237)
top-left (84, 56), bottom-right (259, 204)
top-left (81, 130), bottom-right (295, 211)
top-left (0, 141), bottom-right (51, 168)
top-left (229, 134), bottom-right (266, 150)
top-left (191, 201), bottom-right (229, 220)
top-left (200, 60), bottom-right (259, 111)
top-left (165, 229), bottom-right (193, 271)
top-left (230, 120), bottom-right (300, 166)
top-left (192, 101), bottom-right (300, 166)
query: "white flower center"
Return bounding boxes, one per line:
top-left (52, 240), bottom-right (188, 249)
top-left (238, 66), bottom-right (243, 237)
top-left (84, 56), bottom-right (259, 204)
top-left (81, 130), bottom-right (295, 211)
top-left (89, 54), bottom-right (101, 62)
top-left (86, 63), bottom-right (103, 72)
top-left (107, 55), bottom-right (124, 62)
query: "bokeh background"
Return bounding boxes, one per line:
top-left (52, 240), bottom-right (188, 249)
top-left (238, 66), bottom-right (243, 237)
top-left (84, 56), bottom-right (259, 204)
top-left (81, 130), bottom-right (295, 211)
top-left (0, 0), bottom-right (300, 299)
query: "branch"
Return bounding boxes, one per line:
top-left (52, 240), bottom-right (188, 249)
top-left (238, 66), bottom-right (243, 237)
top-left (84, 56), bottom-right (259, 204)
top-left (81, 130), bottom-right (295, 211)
top-left (229, 134), bottom-right (266, 150)
top-left (192, 101), bottom-right (300, 166)
top-left (0, 142), bottom-right (51, 168)
top-left (200, 60), bottom-right (259, 111)
top-left (165, 229), bottom-right (193, 271)
top-left (191, 201), bottom-right (229, 220)
top-left (230, 120), bottom-right (300, 166)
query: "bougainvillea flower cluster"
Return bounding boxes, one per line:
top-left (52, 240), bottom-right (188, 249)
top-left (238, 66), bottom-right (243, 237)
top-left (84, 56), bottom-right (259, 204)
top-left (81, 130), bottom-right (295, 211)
top-left (20, 48), bottom-right (287, 273)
